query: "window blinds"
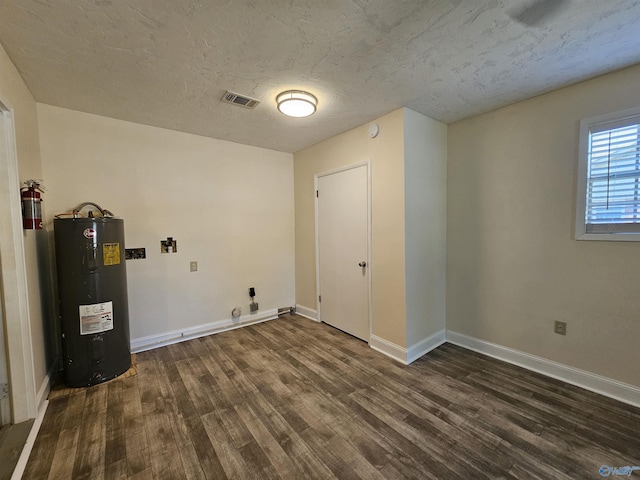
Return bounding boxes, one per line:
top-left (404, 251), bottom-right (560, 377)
top-left (586, 115), bottom-right (640, 233)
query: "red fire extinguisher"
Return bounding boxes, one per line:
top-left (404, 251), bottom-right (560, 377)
top-left (21, 180), bottom-right (44, 230)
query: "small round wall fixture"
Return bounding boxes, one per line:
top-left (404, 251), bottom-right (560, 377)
top-left (276, 90), bottom-right (318, 117)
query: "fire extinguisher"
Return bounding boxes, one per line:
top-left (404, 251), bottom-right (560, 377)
top-left (21, 180), bottom-right (44, 230)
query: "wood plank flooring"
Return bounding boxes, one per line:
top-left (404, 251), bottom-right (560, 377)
top-left (0, 420), bottom-right (33, 480)
top-left (23, 315), bottom-right (640, 479)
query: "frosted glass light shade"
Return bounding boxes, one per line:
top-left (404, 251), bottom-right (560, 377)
top-left (276, 90), bottom-right (317, 117)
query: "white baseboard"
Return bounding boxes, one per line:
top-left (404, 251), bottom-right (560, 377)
top-left (295, 304), bottom-right (318, 322)
top-left (446, 330), bottom-right (640, 408)
top-left (370, 335), bottom-right (407, 363)
top-left (407, 329), bottom-right (447, 364)
top-left (11, 399), bottom-right (49, 480)
top-left (36, 362), bottom-right (56, 412)
top-left (131, 309), bottom-right (279, 353)
top-left (370, 329), bottom-right (446, 365)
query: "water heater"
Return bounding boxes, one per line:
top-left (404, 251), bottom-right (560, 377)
top-left (54, 206), bottom-right (131, 387)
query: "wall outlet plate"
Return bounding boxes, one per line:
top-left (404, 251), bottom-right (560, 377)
top-left (190, 261), bottom-right (198, 272)
top-left (250, 302), bottom-right (259, 312)
top-left (554, 321), bottom-right (567, 335)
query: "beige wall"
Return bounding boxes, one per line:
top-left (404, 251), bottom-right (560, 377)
top-left (294, 109), bottom-right (407, 346)
top-left (38, 105), bottom-right (295, 344)
top-left (447, 63), bottom-right (640, 387)
top-left (404, 109), bottom-right (447, 345)
top-left (0, 43), bottom-right (51, 421)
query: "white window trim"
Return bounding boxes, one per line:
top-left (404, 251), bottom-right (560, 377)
top-left (576, 105), bottom-right (640, 242)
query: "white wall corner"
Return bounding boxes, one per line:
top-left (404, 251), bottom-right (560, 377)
top-left (406, 329), bottom-right (447, 364)
top-left (370, 335), bottom-right (408, 364)
top-left (131, 309), bottom-right (279, 353)
top-left (371, 330), bottom-right (447, 365)
top-left (295, 304), bottom-right (318, 322)
top-left (446, 330), bottom-right (640, 409)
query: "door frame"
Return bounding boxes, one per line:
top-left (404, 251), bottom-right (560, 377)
top-left (314, 160), bottom-right (372, 342)
top-left (0, 100), bottom-right (37, 423)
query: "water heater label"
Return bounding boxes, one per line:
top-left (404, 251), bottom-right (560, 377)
top-left (79, 301), bottom-right (114, 335)
top-left (103, 243), bottom-right (121, 266)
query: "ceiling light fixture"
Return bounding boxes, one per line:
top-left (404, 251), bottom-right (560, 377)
top-left (276, 90), bottom-right (317, 117)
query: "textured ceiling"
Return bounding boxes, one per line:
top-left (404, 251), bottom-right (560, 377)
top-left (1, 0), bottom-right (640, 153)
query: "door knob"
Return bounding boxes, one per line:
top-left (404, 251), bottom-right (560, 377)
top-left (358, 261), bottom-right (367, 267)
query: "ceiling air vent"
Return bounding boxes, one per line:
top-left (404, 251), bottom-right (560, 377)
top-left (221, 91), bottom-right (261, 109)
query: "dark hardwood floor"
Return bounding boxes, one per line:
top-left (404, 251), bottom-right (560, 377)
top-left (23, 315), bottom-right (640, 479)
top-left (0, 420), bottom-right (33, 480)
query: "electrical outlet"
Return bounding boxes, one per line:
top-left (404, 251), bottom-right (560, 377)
top-left (554, 321), bottom-right (567, 336)
top-left (190, 261), bottom-right (198, 272)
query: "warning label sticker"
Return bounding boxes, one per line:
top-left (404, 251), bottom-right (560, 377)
top-left (103, 243), bottom-right (121, 266)
top-left (79, 301), bottom-right (114, 335)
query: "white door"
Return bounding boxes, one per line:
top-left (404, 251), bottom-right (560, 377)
top-left (316, 163), bottom-right (370, 341)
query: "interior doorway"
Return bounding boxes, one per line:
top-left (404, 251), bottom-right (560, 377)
top-left (0, 101), bottom-right (37, 424)
top-left (0, 106), bottom-right (13, 427)
top-left (315, 162), bottom-right (371, 341)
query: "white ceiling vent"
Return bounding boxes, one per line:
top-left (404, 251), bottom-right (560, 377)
top-left (221, 91), bottom-right (261, 109)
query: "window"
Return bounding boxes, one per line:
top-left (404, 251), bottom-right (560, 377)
top-left (576, 106), bottom-right (640, 241)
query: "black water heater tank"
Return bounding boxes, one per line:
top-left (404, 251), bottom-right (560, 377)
top-left (54, 216), bottom-right (131, 387)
